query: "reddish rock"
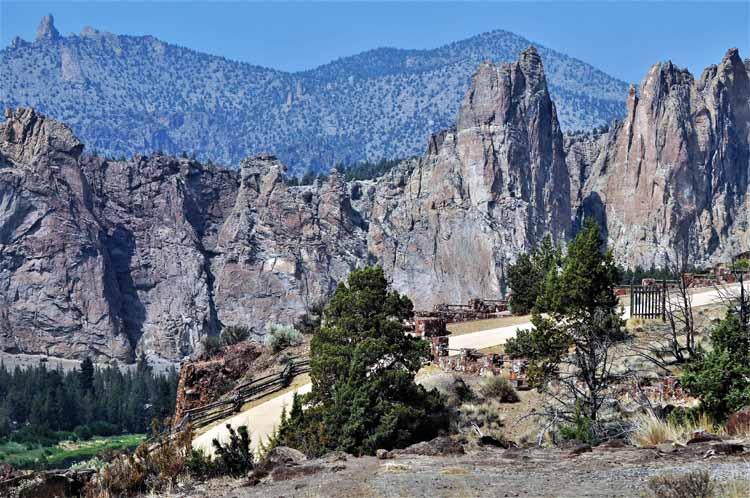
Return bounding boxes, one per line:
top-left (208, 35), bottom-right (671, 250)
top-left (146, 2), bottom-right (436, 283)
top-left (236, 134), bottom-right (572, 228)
top-left (173, 342), bottom-right (265, 425)
top-left (726, 406), bottom-right (750, 436)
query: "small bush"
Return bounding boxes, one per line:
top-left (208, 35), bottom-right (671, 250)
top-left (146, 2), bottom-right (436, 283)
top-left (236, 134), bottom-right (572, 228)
top-left (212, 424), bottom-right (253, 477)
top-left (559, 403), bottom-right (595, 445)
top-left (646, 470), bottom-right (714, 498)
top-left (479, 376), bottom-right (520, 403)
top-left (185, 448), bottom-right (217, 481)
top-left (75, 425), bottom-right (93, 441)
top-left (221, 325), bottom-right (250, 346)
top-left (201, 335), bottom-right (222, 357)
top-left (264, 323), bottom-right (303, 353)
top-left (454, 379), bottom-right (476, 403)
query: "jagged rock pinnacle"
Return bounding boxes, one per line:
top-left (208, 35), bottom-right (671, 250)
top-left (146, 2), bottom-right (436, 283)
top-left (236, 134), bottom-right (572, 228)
top-left (36, 14), bottom-right (60, 42)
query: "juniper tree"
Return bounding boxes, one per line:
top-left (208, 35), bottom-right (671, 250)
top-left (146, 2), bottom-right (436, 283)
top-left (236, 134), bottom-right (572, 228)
top-left (277, 267), bottom-right (447, 456)
top-left (506, 219), bottom-right (623, 436)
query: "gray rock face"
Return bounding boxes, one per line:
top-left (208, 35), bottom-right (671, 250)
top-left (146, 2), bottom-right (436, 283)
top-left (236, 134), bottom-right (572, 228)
top-left (210, 156), bottom-right (369, 334)
top-left (35, 15), bottom-right (60, 43)
top-left (568, 48), bottom-right (750, 268)
top-left (0, 47), bottom-right (748, 362)
top-left (369, 47), bottom-right (571, 309)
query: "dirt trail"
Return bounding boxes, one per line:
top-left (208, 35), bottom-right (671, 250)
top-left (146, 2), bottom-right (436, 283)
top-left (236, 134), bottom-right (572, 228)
top-left (193, 383), bottom-right (312, 456)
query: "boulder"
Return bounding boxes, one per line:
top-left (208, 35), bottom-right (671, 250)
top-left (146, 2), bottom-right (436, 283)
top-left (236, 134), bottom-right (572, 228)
top-left (394, 437), bottom-right (465, 456)
top-left (266, 446), bottom-right (308, 467)
top-left (686, 430), bottom-right (723, 445)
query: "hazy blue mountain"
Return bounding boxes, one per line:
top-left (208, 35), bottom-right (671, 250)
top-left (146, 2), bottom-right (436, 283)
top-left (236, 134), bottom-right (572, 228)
top-left (1, 16), bottom-right (628, 172)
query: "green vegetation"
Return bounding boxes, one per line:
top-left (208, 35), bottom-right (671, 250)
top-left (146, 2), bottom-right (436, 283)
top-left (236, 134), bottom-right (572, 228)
top-left (479, 376), bottom-right (519, 403)
top-left (220, 324), bottom-right (251, 346)
top-left (0, 354), bottom-right (178, 468)
top-left (264, 323), bottom-right (303, 353)
top-left (0, 433), bottom-right (144, 470)
top-left (274, 266), bottom-right (448, 456)
top-left (506, 235), bottom-right (561, 314)
top-left (731, 258), bottom-right (749, 272)
top-left (681, 311), bottom-right (750, 422)
top-left (85, 424), bottom-right (253, 496)
top-left (505, 220), bottom-right (623, 437)
top-left (340, 157), bottom-right (407, 181)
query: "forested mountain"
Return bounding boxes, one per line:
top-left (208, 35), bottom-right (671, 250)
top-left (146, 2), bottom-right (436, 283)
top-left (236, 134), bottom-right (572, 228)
top-left (0, 15), bottom-right (628, 172)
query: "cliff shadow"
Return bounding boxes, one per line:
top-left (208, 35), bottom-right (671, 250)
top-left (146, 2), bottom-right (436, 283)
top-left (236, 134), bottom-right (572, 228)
top-left (575, 192), bottom-right (609, 241)
top-left (105, 225), bottom-right (147, 356)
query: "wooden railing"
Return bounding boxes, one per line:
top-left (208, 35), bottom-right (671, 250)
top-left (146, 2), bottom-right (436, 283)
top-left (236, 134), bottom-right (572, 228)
top-left (153, 357), bottom-right (310, 442)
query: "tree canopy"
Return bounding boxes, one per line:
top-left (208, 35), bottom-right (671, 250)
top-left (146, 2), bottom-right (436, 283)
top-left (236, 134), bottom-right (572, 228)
top-left (682, 311), bottom-right (750, 421)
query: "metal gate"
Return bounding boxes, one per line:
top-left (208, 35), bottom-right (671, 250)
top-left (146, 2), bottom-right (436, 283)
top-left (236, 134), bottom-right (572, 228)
top-left (630, 282), bottom-right (667, 320)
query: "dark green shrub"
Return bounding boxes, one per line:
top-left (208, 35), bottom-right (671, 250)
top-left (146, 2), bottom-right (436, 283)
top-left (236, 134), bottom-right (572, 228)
top-left (681, 312), bottom-right (750, 421)
top-left (212, 424), bottom-right (253, 477)
top-left (221, 325), bottom-right (250, 346)
top-left (75, 425), bottom-right (93, 441)
top-left (185, 448), bottom-right (218, 480)
top-left (90, 420), bottom-right (118, 437)
top-left (201, 335), bottom-right (222, 357)
top-left (559, 404), bottom-right (595, 445)
top-left (479, 376), bottom-right (520, 403)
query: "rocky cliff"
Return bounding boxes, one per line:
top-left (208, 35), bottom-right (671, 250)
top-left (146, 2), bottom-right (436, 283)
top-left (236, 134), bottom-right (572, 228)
top-left (568, 48), bottom-right (750, 268)
top-left (0, 48), bottom-right (747, 362)
top-left (369, 47), bottom-right (571, 307)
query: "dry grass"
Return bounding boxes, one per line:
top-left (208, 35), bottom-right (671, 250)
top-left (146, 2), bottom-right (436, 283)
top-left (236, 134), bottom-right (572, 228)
top-left (382, 462), bottom-right (411, 473)
top-left (447, 315), bottom-right (530, 336)
top-left (646, 470), bottom-right (714, 498)
top-left (630, 412), bottom-right (680, 447)
top-left (630, 411), bottom-right (725, 447)
top-left (441, 468), bottom-right (469, 475)
top-left (719, 480), bottom-right (750, 498)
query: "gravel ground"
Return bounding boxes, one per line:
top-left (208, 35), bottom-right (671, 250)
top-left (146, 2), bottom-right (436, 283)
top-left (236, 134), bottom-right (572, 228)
top-left (159, 443), bottom-right (750, 498)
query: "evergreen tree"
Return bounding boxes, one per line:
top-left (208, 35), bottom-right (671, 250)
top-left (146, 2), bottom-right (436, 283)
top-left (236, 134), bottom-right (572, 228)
top-left (505, 220), bottom-right (623, 433)
top-left (278, 267), bottom-right (447, 456)
top-left (507, 235), bottom-right (561, 314)
top-left (79, 356), bottom-right (95, 392)
top-left (682, 312), bottom-right (750, 421)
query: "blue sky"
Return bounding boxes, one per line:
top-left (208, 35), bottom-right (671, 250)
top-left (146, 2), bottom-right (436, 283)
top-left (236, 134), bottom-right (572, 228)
top-left (1, 1), bottom-right (747, 83)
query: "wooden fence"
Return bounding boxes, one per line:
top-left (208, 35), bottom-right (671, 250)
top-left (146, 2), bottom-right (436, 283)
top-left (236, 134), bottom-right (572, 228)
top-left (629, 282), bottom-right (667, 320)
top-left (162, 357), bottom-right (310, 439)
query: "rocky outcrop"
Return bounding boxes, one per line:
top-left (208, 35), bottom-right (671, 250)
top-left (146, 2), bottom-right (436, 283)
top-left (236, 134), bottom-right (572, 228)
top-left (0, 108), bottom-right (240, 362)
top-left (0, 108), bottom-right (130, 360)
top-left (369, 47), bottom-right (571, 308)
top-left (210, 156), bottom-right (370, 332)
top-left (35, 14), bottom-right (60, 43)
top-left (1, 47), bottom-right (748, 362)
top-left (569, 48), bottom-right (750, 268)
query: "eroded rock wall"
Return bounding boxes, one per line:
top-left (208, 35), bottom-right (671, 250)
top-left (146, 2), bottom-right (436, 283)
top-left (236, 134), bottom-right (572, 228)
top-left (568, 48), bottom-right (750, 268)
top-left (1, 47), bottom-right (748, 362)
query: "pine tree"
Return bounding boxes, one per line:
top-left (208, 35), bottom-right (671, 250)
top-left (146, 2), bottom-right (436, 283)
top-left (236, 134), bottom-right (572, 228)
top-left (78, 356), bottom-right (95, 392)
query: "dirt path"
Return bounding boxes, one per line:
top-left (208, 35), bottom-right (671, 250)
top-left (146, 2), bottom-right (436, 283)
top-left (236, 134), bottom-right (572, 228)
top-left (193, 382), bottom-right (312, 456)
